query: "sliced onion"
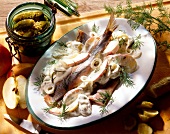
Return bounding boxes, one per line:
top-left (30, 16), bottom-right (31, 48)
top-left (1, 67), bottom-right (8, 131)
top-left (90, 58), bottom-right (102, 70)
top-left (43, 82), bottom-right (55, 94)
top-left (129, 50), bottom-right (142, 59)
top-left (80, 76), bottom-right (89, 82)
top-left (110, 63), bottom-right (120, 79)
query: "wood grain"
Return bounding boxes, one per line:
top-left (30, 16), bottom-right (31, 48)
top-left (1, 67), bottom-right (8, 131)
top-left (0, 0), bottom-right (154, 29)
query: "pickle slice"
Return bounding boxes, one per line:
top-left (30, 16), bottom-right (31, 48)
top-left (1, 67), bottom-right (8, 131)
top-left (13, 19), bottom-right (35, 31)
top-left (13, 10), bottom-right (44, 22)
top-left (34, 21), bottom-right (50, 32)
top-left (137, 101), bottom-right (154, 109)
top-left (137, 123), bottom-right (153, 134)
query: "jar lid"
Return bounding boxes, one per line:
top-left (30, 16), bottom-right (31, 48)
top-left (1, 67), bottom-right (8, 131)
top-left (44, 0), bottom-right (80, 17)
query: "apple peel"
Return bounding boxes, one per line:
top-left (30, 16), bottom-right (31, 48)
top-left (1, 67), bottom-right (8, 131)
top-left (2, 77), bottom-right (19, 109)
top-left (2, 75), bottom-right (27, 109)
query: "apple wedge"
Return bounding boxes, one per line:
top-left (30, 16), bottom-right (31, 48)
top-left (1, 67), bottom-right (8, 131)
top-left (2, 77), bottom-right (19, 109)
top-left (62, 53), bottom-right (89, 67)
top-left (103, 39), bottom-right (119, 56)
top-left (3, 75), bottom-right (27, 109)
top-left (49, 98), bottom-right (79, 116)
top-left (63, 88), bottom-right (84, 105)
top-left (49, 106), bottom-right (62, 116)
top-left (16, 75), bottom-right (27, 109)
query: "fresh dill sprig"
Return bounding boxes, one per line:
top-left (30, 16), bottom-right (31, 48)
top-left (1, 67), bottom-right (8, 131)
top-left (92, 23), bottom-right (100, 33)
top-left (57, 41), bottom-right (67, 47)
top-left (47, 60), bottom-right (56, 65)
top-left (99, 106), bottom-right (109, 115)
top-left (58, 103), bottom-right (69, 119)
top-left (33, 74), bottom-right (45, 87)
top-left (119, 67), bottom-right (134, 87)
top-left (118, 38), bottom-right (127, 47)
top-left (104, 0), bottom-right (170, 50)
top-left (97, 91), bottom-right (114, 115)
top-left (132, 34), bottom-right (143, 50)
top-left (43, 102), bottom-right (68, 120)
top-left (43, 101), bottom-right (60, 113)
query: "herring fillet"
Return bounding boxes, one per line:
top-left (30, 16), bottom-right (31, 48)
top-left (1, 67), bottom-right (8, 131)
top-left (45, 13), bottom-right (118, 104)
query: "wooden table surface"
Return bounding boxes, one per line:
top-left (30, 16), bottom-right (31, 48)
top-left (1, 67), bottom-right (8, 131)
top-left (0, 0), bottom-right (170, 134)
top-left (0, 0), bottom-right (155, 29)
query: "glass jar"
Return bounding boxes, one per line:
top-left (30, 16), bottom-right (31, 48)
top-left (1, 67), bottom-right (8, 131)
top-left (5, 2), bottom-right (55, 57)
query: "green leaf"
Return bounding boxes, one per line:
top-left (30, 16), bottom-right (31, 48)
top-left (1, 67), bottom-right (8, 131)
top-left (34, 74), bottom-right (45, 87)
top-left (119, 67), bottom-right (134, 87)
top-left (104, 0), bottom-right (170, 50)
top-left (92, 23), bottom-right (99, 33)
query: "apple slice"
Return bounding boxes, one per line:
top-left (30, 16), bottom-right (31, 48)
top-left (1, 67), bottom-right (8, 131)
top-left (63, 88), bottom-right (83, 105)
top-left (137, 123), bottom-right (153, 134)
top-left (66, 98), bottom-right (79, 113)
top-left (103, 39), bottom-right (119, 56)
top-left (3, 75), bottom-right (27, 109)
top-left (49, 107), bottom-right (62, 116)
top-left (2, 77), bottom-right (19, 109)
top-left (49, 99), bottom-right (79, 116)
top-left (16, 75), bottom-right (27, 109)
top-left (62, 53), bottom-right (89, 67)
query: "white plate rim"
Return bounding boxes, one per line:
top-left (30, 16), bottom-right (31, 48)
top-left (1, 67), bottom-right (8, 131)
top-left (26, 17), bottom-right (157, 129)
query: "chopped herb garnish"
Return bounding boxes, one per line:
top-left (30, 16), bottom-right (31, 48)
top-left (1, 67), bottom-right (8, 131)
top-left (104, 0), bottom-right (170, 50)
top-left (43, 101), bottom-right (61, 113)
top-left (97, 91), bottom-right (114, 115)
top-left (92, 23), bottom-right (99, 33)
top-left (48, 60), bottom-right (56, 65)
top-left (58, 103), bottom-right (69, 120)
top-left (119, 67), bottom-right (134, 87)
top-left (132, 34), bottom-right (143, 50)
top-left (57, 41), bottom-right (67, 47)
top-left (34, 74), bottom-right (45, 87)
top-left (118, 38), bottom-right (127, 47)
top-left (99, 105), bottom-right (109, 115)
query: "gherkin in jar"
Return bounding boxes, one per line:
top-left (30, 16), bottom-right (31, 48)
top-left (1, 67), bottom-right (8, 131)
top-left (13, 19), bottom-right (35, 31)
top-left (13, 10), bottom-right (44, 23)
top-left (12, 10), bottom-right (50, 37)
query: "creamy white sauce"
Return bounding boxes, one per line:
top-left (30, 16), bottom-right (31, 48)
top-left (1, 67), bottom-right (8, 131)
top-left (39, 30), bottom-right (142, 118)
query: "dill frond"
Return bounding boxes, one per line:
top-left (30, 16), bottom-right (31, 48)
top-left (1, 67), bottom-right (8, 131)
top-left (57, 41), bottom-right (67, 47)
top-left (119, 67), bottom-right (134, 87)
top-left (104, 0), bottom-right (170, 50)
top-left (92, 23), bottom-right (100, 33)
top-left (33, 74), bottom-right (45, 87)
top-left (47, 60), bottom-right (56, 65)
top-left (97, 91), bottom-right (114, 115)
top-left (43, 101), bottom-right (60, 113)
top-left (132, 34), bottom-right (144, 50)
top-left (58, 103), bottom-right (69, 120)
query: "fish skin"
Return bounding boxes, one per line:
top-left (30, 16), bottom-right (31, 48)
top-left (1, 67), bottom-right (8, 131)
top-left (76, 29), bottom-right (90, 44)
top-left (67, 13), bottom-right (117, 89)
top-left (89, 78), bottom-right (120, 106)
top-left (45, 13), bottom-right (118, 104)
top-left (44, 80), bottom-right (67, 105)
top-left (81, 36), bottom-right (100, 53)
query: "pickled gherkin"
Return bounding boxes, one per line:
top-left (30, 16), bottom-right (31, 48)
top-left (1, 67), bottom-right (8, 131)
top-left (15, 29), bottom-right (35, 37)
top-left (13, 19), bottom-right (35, 31)
top-left (13, 10), bottom-right (44, 23)
top-left (12, 10), bottom-right (50, 37)
top-left (34, 21), bottom-right (50, 32)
